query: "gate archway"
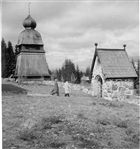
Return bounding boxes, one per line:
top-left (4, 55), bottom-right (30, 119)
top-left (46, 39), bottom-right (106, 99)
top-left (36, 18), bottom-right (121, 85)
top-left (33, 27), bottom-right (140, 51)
top-left (94, 75), bottom-right (103, 97)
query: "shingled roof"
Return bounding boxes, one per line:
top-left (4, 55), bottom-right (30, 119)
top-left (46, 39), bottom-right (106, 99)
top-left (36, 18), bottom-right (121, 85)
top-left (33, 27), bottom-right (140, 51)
top-left (17, 29), bottom-right (43, 46)
top-left (91, 44), bottom-right (137, 79)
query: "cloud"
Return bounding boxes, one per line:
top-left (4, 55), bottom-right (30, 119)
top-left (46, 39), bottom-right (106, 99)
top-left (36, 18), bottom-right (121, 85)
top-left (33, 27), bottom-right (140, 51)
top-left (2, 1), bottom-right (139, 71)
top-left (46, 47), bottom-right (94, 70)
top-left (56, 2), bottom-right (138, 30)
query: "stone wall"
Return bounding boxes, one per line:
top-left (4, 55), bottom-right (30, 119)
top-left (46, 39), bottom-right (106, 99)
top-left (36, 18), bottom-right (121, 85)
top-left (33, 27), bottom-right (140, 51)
top-left (44, 80), bottom-right (139, 105)
top-left (15, 80), bottom-right (139, 105)
top-left (92, 57), bottom-right (104, 81)
top-left (91, 80), bottom-right (101, 96)
top-left (102, 79), bottom-right (134, 101)
top-left (91, 57), bottom-right (104, 96)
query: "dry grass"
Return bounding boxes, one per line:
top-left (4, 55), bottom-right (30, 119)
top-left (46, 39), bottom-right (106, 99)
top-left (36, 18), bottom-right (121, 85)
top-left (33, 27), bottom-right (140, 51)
top-left (2, 82), bottom-right (140, 149)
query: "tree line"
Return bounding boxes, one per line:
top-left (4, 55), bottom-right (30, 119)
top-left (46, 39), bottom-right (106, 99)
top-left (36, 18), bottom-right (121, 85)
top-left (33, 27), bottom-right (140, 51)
top-left (2, 38), bottom-right (139, 86)
top-left (50, 59), bottom-right (92, 84)
top-left (131, 58), bottom-right (140, 90)
top-left (51, 59), bottom-right (82, 84)
top-left (1, 38), bottom-right (91, 83)
top-left (1, 38), bottom-right (17, 78)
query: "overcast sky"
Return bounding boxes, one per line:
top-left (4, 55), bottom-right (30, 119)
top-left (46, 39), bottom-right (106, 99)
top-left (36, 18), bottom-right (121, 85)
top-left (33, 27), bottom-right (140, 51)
top-left (2, 0), bottom-right (139, 71)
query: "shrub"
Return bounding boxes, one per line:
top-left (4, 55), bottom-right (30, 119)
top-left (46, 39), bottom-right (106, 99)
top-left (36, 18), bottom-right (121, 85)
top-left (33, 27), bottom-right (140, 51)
top-left (91, 125), bottom-right (105, 133)
top-left (77, 137), bottom-right (100, 148)
top-left (49, 141), bottom-right (66, 148)
top-left (77, 112), bottom-right (88, 120)
top-left (113, 119), bottom-right (128, 128)
top-left (108, 102), bottom-right (123, 108)
top-left (17, 127), bottom-right (42, 142)
top-left (125, 127), bottom-right (140, 144)
top-left (131, 133), bottom-right (140, 144)
top-left (99, 101), bottom-right (123, 108)
top-left (125, 127), bottom-right (134, 136)
top-left (18, 115), bottom-right (66, 148)
top-left (92, 102), bottom-right (96, 105)
top-left (96, 118), bottom-right (111, 125)
top-left (71, 128), bottom-right (100, 148)
top-left (40, 115), bottom-right (64, 129)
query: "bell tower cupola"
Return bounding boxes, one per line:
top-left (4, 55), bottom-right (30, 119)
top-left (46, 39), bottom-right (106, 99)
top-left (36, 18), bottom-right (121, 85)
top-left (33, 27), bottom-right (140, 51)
top-left (23, 14), bottom-right (37, 29)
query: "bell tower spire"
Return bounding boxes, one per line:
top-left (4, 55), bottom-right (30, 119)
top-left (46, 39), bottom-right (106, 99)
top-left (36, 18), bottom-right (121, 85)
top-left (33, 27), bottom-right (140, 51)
top-left (28, 3), bottom-right (31, 14)
top-left (23, 3), bottom-right (37, 29)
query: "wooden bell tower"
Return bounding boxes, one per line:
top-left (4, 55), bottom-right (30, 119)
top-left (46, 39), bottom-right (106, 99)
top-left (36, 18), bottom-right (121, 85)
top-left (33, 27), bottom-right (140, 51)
top-left (15, 10), bottom-right (50, 81)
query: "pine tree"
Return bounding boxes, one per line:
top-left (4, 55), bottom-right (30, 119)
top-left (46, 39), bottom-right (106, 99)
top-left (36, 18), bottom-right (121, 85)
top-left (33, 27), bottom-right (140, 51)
top-left (135, 59), bottom-right (139, 89)
top-left (6, 41), bottom-right (16, 77)
top-left (1, 38), bottom-right (7, 78)
top-left (51, 70), bottom-right (57, 80)
top-left (85, 66), bottom-right (91, 77)
top-left (14, 45), bottom-right (20, 61)
top-left (80, 71), bottom-right (83, 78)
top-left (132, 59), bottom-right (139, 94)
top-left (2, 40), bottom-right (16, 78)
top-left (75, 65), bottom-right (81, 84)
top-left (71, 73), bottom-right (77, 83)
top-left (55, 69), bottom-right (62, 81)
top-left (131, 58), bottom-right (136, 70)
top-left (136, 59), bottom-right (139, 76)
top-left (61, 59), bottom-right (76, 82)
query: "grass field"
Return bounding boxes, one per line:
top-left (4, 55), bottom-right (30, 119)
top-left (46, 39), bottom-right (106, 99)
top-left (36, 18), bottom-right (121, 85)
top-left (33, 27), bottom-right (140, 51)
top-left (2, 82), bottom-right (140, 149)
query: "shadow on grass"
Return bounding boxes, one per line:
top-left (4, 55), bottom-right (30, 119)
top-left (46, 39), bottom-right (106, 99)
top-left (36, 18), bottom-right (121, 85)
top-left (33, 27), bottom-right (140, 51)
top-left (2, 84), bottom-right (28, 94)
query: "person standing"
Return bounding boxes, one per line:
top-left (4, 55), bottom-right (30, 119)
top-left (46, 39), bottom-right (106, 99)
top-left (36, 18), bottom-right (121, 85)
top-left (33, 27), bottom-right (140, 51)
top-left (51, 79), bottom-right (59, 96)
top-left (64, 81), bottom-right (71, 97)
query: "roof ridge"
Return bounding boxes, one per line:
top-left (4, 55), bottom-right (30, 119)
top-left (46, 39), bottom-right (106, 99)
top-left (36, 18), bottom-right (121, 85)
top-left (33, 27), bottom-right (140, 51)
top-left (97, 48), bottom-right (125, 51)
